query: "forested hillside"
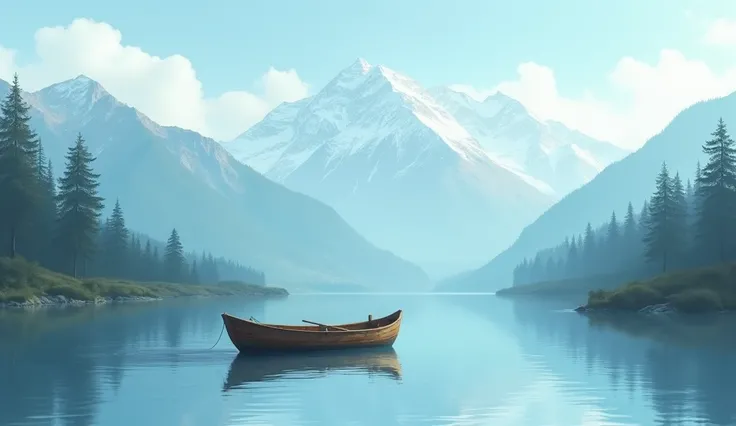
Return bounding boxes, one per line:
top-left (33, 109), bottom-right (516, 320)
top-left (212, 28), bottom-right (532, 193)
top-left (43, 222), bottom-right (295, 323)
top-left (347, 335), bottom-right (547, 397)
top-left (0, 75), bottom-right (264, 286)
top-left (513, 118), bottom-right (736, 288)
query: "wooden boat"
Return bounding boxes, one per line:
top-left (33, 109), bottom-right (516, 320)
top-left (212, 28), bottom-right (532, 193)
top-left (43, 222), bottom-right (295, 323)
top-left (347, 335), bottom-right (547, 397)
top-left (221, 310), bottom-right (402, 352)
top-left (222, 347), bottom-right (401, 391)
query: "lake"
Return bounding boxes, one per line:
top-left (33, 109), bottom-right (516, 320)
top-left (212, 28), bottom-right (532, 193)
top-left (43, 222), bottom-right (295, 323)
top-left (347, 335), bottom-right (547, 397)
top-left (1, 293), bottom-right (736, 426)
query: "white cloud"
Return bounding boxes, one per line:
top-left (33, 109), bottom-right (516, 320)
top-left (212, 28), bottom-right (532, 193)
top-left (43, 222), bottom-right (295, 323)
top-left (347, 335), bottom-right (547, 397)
top-left (0, 18), bottom-right (310, 141)
top-left (703, 18), bottom-right (736, 46)
top-left (451, 49), bottom-right (736, 149)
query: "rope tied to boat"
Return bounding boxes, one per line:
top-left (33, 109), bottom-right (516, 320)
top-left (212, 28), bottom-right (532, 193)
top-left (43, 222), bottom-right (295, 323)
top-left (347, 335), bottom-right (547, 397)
top-left (209, 322), bottom-right (226, 350)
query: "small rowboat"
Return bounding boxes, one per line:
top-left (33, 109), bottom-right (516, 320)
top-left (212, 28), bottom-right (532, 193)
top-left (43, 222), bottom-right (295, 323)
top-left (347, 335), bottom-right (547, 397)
top-left (221, 310), bottom-right (402, 352)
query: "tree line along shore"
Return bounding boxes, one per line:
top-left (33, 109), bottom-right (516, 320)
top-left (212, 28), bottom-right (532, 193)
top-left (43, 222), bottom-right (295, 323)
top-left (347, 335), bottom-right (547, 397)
top-left (0, 75), bottom-right (286, 306)
top-left (500, 118), bottom-right (736, 314)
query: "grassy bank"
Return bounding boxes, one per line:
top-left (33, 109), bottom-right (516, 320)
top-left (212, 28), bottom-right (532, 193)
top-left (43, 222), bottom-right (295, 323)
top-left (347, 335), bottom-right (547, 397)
top-left (496, 271), bottom-right (646, 298)
top-left (0, 257), bottom-right (288, 306)
top-left (585, 263), bottom-right (736, 313)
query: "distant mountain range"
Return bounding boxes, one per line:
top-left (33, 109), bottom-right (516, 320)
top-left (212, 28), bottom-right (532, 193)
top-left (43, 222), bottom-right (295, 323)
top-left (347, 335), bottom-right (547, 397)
top-left (444, 91), bottom-right (735, 291)
top-left (223, 59), bottom-right (627, 277)
top-left (0, 76), bottom-right (430, 291)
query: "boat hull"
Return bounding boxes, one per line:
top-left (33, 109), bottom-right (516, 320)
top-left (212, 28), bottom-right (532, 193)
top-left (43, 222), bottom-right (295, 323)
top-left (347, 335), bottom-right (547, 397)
top-left (221, 310), bottom-right (402, 352)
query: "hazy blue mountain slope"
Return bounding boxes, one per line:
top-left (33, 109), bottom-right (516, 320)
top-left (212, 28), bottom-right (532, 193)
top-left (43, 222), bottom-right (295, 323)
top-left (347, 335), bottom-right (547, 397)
top-left (1, 76), bottom-right (430, 290)
top-left (444, 93), bottom-right (732, 291)
top-left (225, 60), bottom-right (557, 278)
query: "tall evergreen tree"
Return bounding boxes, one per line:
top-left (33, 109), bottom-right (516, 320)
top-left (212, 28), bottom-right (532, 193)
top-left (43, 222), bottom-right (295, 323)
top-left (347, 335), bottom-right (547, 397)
top-left (639, 200), bottom-right (650, 238)
top-left (566, 237), bottom-right (579, 277)
top-left (583, 223), bottom-right (597, 273)
top-left (672, 172), bottom-right (689, 257)
top-left (695, 118), bottom-right (736, 262)
top-left (142, 239), bottom-right (155, 280)
top-left (606, 211), bottom-right (620, 270)
top-left (189, 259), bottom-right (200, 284)
top-left (607, 211), bottom-right (620, 243)
top-left (164, 228), bottom-right (186, 282)
top-left (151, 246), bottom-right (161, 281)
top-left (0, 74), bottom-right (40, 258)
top-left (55, 133), bottom-right (105, 277)
top-left (644, 162), bottom-right (682, 272)
top-left (19, 142), bottom-right (57, 264)
top-left (102, 199), bottom-right (129, 278)
top-left (623, 202), bottom-right (637, 241)
top-left (207, 252), bottom-right (219, 283)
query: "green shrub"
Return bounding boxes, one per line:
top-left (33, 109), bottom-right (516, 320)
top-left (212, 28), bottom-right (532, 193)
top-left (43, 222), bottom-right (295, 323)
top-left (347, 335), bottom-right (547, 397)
top-left (45, 285), bottom-right (93, 301)
top-left (669, 288), bottom-right (724, 313)
top-left (0, 287), bottom-right (35, 303)
top-left (102, 282), bottom-right (157, 298)
top-left (606, 284), bottom-right (663, 310)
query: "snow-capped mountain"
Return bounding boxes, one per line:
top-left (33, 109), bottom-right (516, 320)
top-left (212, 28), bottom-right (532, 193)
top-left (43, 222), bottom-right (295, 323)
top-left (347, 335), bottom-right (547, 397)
top-left (429, 87), bottom-right (629, 195)
top-left (0, 75), bottom-right (431, 290)
top-left (445, 88), bottom-right (736, 292)
top-left (224, 59), bottom-right (558, 277)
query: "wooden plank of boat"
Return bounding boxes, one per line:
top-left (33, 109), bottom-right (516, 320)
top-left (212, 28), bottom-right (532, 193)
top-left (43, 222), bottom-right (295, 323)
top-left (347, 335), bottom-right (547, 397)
top-left (221, 310), bottom-right (403, 352)
top-left (222, 347), bottom-right (402, 391)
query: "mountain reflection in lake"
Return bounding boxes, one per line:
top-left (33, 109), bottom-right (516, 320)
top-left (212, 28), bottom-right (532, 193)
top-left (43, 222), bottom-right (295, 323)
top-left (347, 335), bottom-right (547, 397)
top-left (1, 294), bottom-right (736, 425)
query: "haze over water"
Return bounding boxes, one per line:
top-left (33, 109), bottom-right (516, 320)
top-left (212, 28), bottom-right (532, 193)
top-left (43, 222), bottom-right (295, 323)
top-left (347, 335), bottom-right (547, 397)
top-left (1, 294), bottom-right (735, 426)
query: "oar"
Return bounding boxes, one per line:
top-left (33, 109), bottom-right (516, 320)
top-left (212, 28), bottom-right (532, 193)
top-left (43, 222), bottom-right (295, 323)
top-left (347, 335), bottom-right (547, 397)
top-left (302, 320), bottom-right (349, 331)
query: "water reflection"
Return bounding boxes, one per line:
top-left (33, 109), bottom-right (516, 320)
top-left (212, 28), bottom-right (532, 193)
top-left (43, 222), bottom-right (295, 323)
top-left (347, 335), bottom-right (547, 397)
top-left (0, 298), bottom-right (265, 426)
top-left (223, 347), bottom-right (401, 391)
top-left (4, 294), bottom-right (736, 426)
top-left (507, 298), bottom-right (736, 426)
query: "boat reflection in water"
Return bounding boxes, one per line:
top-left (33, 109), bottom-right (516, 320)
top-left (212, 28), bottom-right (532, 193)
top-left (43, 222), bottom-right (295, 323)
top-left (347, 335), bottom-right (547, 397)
top-left (222, 347), bottom-right (402, 391)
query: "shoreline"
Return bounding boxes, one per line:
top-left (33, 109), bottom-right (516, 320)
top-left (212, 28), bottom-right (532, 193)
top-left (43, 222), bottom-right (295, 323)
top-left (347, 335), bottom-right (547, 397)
top-left (0, 294), bottom-right (163, 309)
top-left (574, 302), bottom-right (733, 316)
top-left (0, 291), bottom-right (288, 309)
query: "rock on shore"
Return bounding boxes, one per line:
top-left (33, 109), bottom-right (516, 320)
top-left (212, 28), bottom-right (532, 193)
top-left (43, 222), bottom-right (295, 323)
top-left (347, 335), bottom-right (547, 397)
top-left (0, 294), bottom-right (162, 308)
top-left (574, 302), bottom-right (677, 315)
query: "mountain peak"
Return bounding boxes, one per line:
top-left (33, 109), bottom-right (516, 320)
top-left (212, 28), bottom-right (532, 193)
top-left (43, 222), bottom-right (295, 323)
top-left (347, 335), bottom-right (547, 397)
top-left (49, 74), bottom-right (107, 94)
top-left (483, 90), bottom-right (517, 104)
top-left (352, 57), bottom-right (372, 73)
top-left (38, 74), bottom-right (112, 108)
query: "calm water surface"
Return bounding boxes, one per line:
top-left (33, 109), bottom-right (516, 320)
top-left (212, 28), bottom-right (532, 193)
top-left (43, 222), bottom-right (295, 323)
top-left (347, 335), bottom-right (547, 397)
top-left (1, 293), bottom-right (736, 426)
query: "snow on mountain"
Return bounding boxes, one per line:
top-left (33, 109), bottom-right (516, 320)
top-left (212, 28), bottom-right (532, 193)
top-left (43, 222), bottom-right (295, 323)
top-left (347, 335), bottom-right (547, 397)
top-left (0, 75), bottom-right (431, 290)
top-left (443, 90), bottom-right (736, 292)
top-left (429, 86), bottom-right (629, 195)
top-left (224, 59), bottom-right (557, 277)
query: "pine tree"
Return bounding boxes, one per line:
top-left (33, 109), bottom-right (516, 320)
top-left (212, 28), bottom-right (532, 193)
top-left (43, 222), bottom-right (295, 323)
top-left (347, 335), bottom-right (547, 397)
top-left (583, 223), bottom-right (597, 274)
top-left (55, 133), bottom-right (105, 277)
top-left (189, 259), bottom-right (200, 284)
top-left (672, 172), bottom-right (689, 259)
top-left (206, 252), bottom-right (219, 283)
top-left (0, 74), bottom-right (41, 258)
top-left (566, 237), bottom-right (579, 277)
top-left (644, 162), bottom-right (682, 272)
top-left (607, 212), bottom-right (619, 243)
top-left (102, 199), bottom-right (129, 278)
top-left (129, 235), bottom-right (142, 280)
top-left (695, 118), bottom-right (736, 262)
top-left (18, 142), bottom-right (57, 264)
top-left (694, 161), bottom-right (702, 196)
top-left (623, 202), bottom-right (637, 241)
top-left (606, 211), bottom-right (620, 271)
top-left (164, 228), bottom-right (186, 283)
top-left (142, 239), bottom-right (154, 281)
top-left (151, 246), bottom-right (161, 281)
top-left (639, 200), bottom-right (650, 238)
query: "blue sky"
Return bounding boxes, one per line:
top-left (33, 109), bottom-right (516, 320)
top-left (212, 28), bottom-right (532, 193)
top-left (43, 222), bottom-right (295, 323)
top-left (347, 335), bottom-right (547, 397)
top-left (2, 0), bottom-right (736, 146)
